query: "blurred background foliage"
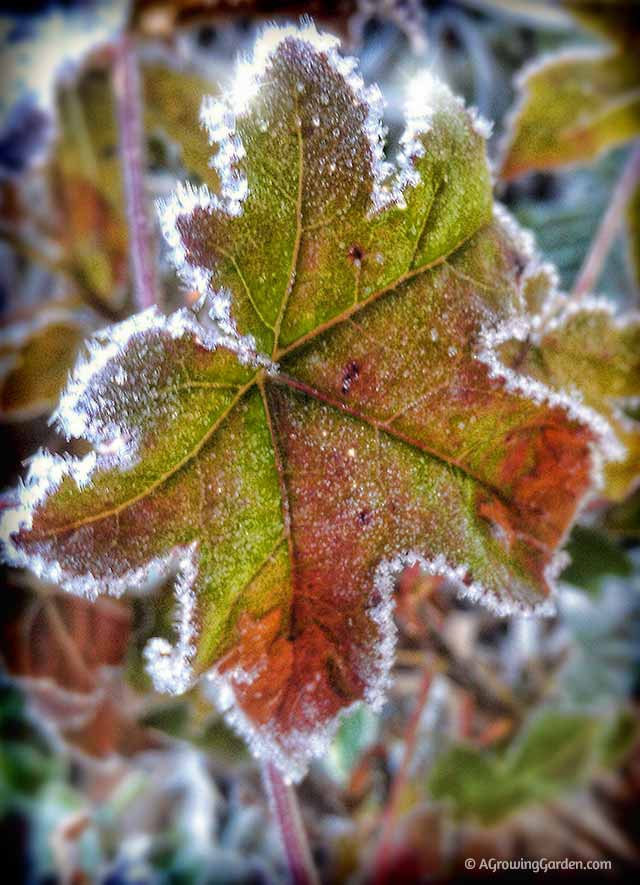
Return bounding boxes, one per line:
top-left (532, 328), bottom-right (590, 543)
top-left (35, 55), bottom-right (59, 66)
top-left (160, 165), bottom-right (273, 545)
top-left (1, 1), bottom-right (639, 882)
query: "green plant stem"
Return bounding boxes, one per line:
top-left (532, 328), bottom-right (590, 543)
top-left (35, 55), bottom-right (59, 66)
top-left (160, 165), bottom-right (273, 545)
top-left (114, 34), bottom-right (159, 311)
top-left (572, 140), bottom-right (640, 300)
top-left (372, 665), bottom-right (434, 884)
top-left (264, 762), bottom-right (319, 885)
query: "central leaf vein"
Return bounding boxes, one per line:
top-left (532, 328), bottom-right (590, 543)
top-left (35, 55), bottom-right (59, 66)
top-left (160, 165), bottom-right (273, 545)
top-left (272, 103), bottom-right (305, 358)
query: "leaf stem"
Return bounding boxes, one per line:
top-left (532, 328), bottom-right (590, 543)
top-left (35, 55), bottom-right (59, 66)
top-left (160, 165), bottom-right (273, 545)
top-left (572, 139), bottom-right (640, 300)
top-left (372, 665), bottom-right (434, 884)
top-left (114, 34), bottom-right (159, 311)
top-left (264, 762), bottom-right (319, 885)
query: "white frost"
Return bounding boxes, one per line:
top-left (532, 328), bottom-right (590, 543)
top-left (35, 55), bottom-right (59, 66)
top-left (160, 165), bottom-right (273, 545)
top-left (53, 305), bottom-right (224, 446)
top-left (144, 543), bottom-right (200, 696)
top-left (0, 304), bottom-right (262, 596)
top-left (477, 315), bottom-right (624, 469)
top-left (158, 19), bottom-right (493, 291)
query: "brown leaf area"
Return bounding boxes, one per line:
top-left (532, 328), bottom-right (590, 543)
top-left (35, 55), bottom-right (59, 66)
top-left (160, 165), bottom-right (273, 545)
top-left (220, 601), bottom-right (368, 739)
top-left (214, 370), bottom-right (594, 750)
top-left (52, 176), bottom-right (128, 306)
top-left (1, 590), bottom-right (160, 759)
top-left (3, 592), bottom-right (130, 692)
top-left (480, 419), bottom-right (594, 583)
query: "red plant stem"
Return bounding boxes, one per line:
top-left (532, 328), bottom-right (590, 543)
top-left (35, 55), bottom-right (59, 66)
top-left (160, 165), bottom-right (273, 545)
top-left (572, 140), bottom-right (640, 300)
top-left (114, 34), bottom-right (159, 311)
top-left (264, 762), bottom-right (319, 885)
top-left (372, 665), bottom-right (434, 884)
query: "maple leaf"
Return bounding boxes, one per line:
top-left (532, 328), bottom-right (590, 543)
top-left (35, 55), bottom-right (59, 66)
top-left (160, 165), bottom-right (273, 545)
top-left (1, 23), bottom-right (612, 780)
top-left (499, 7), bottom-right (640, 181)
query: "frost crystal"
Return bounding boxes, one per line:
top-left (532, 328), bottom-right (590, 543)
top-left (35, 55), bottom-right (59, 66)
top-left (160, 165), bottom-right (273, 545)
top-left (53, 306), bottom-right (227, 448)
top-left (477, 315), bottom-right (624, 469)
top-left (144, 544), bottom-right (199, 695)
top-left (159, 19), bottom-right (494, 283)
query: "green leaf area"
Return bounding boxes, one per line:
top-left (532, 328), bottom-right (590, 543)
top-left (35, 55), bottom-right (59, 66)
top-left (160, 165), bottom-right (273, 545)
top-left (429, 708), bottom-right (638, 826)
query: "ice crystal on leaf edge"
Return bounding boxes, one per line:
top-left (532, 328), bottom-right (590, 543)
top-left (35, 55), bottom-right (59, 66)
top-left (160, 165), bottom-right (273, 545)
top-left (0, 22), bottom-right (630, 783)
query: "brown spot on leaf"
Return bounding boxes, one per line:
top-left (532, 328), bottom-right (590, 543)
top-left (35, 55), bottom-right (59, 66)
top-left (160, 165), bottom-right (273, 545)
top-left (348, 243), bottom-right (364, 266)
top-left (341, 360), bottom-right (360, 394)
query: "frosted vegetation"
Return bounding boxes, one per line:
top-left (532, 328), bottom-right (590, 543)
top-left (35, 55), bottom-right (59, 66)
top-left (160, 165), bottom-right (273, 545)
top-left (2, 22), bottom-right (639, 784)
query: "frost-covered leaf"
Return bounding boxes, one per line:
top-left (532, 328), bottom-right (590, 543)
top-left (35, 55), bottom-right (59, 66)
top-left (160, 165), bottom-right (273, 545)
top-left (0, 307), bottom-right (90, 420)
top-left (1, 24), bottom-right (610, 781)
top-left (500, 46), bottom-right (640, 180)
top-left (498, 294), bottom-right (640, 499)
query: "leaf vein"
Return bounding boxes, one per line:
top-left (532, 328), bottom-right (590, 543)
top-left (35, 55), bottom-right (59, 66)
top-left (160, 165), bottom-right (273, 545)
top-left (33, 378), bottom-right (258, 539)
top-left (218, 247), bottom-right (276, 332)
top-left (274, 223), bottom-right (483, 361)
top-left (272, 105), bottom-right (305, 358)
